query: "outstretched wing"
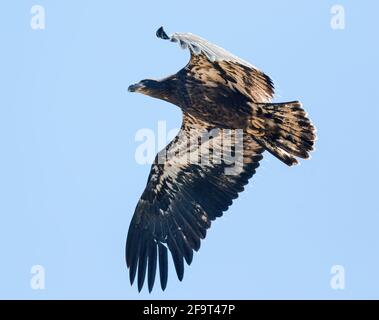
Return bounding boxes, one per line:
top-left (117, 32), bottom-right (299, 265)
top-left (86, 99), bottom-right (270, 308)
top-left (126, 113), bottom-right (264, 292)
top-left (157, 27), bottom-right (274, 103)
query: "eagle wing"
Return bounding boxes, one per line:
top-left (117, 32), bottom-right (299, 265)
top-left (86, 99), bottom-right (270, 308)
top-left (126, 113), bottom-right (264, 292)
top-left (157, 27), bottom-right (274, 103)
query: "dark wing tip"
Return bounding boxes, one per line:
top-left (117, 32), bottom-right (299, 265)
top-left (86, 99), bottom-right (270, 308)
top-left (156, 26), bottom-right (170, 40)
top-left (147, 241), bottom-right (157, 293)
top-left (158, 243), bottom-right (168, 290)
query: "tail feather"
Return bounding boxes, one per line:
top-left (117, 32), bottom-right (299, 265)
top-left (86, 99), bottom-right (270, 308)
top-left (250, 101), bottom-right (316, 166)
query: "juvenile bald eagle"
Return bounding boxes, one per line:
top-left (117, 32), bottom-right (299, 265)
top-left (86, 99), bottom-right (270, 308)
top-left (126, 27), bottom-right (316, 292)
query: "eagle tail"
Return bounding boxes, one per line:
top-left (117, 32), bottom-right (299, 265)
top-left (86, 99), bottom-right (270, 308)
top-left (251, 101), bottom-right (316, 166)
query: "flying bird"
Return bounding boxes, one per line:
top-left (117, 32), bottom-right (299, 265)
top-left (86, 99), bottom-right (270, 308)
top-left (126, 27), bottom-right (316, 292)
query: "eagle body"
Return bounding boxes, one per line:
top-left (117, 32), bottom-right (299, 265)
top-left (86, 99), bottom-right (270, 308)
top-left (136, 54), bottom-right (274, 129)
top-left (163, 69), bottom-right (252, 129)
top-left (126, 27), bottom-right (316, 292)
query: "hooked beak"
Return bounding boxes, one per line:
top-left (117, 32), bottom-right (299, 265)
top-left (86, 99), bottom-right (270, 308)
top-left (128, 83), bottom-right (144, 93)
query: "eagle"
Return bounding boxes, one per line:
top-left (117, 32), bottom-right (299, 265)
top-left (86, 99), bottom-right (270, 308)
top-left (126, 27), bottom-right (316, 292)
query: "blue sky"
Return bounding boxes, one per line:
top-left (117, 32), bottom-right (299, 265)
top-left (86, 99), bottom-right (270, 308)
top-left (0, 0), bottom-right (378, 299)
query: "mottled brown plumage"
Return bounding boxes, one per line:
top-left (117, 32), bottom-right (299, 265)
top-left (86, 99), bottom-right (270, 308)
top-left (126, 27), bottom-right (316, 292)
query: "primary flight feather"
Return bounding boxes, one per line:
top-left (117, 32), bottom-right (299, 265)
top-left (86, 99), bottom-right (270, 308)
top-left (126, 27), bottom-right (316, 292)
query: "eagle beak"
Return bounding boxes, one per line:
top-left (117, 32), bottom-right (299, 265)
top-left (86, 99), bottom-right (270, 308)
top-left (128, 83), bottom-right (144, 92)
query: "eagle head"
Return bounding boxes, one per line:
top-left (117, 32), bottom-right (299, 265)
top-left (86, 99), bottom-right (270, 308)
top-left (128, 78), bottom-right (177, 104)
top-left (128, 79), bottom-right (161, 94)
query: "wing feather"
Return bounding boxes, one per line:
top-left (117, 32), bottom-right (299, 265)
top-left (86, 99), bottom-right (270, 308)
top-left (158, 243), bottom-right (168, 290)
top-left (157, 27), bottom-right (274, 103)
top-left (147, 240), bottom-right (157, 293)
top-left (125, 113), bottom-right (264, 291)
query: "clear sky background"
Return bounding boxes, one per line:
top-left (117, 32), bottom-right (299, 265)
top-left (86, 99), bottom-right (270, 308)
top-left (0, 0), bottom-right (378, 299)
